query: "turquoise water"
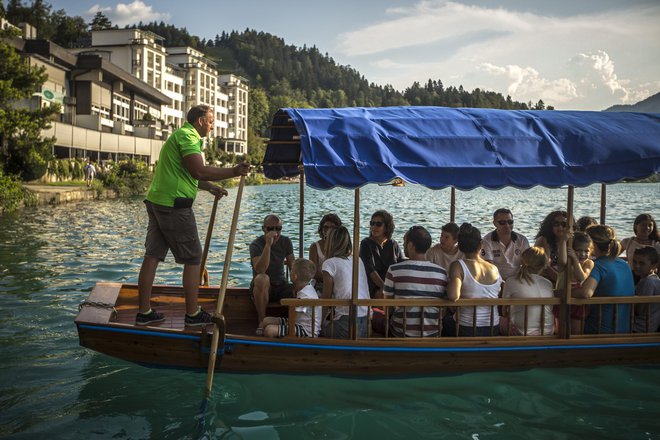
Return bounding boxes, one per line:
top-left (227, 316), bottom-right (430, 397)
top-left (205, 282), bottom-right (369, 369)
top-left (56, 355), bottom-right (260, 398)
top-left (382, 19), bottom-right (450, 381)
top-left (1, 183), bottom-right (659, 439)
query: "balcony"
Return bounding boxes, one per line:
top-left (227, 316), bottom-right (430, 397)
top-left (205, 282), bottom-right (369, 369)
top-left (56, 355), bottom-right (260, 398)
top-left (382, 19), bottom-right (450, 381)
top-left (43, 120), bottom-right (165, 163)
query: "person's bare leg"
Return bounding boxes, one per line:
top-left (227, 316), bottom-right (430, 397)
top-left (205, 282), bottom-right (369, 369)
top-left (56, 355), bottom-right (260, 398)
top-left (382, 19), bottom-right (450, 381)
top-left (252, 274), bottom-right (270, 325)
top-left (138, 256), bottom-right (160, 313)
top-left (183, 263), bottom-right (201, 315)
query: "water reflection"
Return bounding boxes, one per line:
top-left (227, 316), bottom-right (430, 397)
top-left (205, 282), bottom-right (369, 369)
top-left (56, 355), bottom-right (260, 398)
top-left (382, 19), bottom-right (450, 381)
top-left (0, 183), bottom-right (658, 439)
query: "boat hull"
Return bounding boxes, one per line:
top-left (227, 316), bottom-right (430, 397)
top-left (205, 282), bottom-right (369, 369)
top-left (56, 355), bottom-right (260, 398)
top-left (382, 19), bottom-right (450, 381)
top-left (75, 283), bottom-right (660, 375)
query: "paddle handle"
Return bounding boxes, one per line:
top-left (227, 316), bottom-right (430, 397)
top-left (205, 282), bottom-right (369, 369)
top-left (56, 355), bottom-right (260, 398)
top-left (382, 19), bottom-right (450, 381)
top-left (200, 195), bottom-right (220, 286)
top-left (205, 175), bottom-right (245, 394)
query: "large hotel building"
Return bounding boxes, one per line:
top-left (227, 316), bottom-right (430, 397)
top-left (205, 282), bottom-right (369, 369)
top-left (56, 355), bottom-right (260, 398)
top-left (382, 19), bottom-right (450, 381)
top-left (2, 21), bottom-right (249, 165)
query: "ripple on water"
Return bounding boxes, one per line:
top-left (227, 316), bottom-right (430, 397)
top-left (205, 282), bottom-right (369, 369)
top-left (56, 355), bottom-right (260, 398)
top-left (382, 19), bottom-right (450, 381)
top-left (1, 184), bottom-right (659, 439)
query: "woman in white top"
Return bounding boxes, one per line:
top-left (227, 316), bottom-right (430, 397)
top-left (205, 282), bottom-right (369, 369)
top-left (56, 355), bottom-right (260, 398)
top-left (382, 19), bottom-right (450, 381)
top-left (620, 213), bottom-right (660, 271)
top-left (322, 225), bottom-right (370, 338)
top-left (502, 246), bottom-right (555, 336)
top-left (309, 213), bottom-right (342, 290)
top-left (446, 223), bottom-right (502, 336)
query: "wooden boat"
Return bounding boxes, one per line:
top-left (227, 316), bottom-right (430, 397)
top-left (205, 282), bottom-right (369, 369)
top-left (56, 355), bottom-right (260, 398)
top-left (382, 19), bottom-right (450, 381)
top-left (379, 177), bottom-right (405, 187)
top-left (76, 106), bottom-right (660, 375)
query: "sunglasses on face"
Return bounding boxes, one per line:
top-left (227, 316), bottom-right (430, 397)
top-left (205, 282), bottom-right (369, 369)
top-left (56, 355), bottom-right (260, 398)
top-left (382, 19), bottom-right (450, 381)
top-left (265, 226), bottom-right (282, 232)
top-left (370, 221), bottom-right (384, 227)
top-left (497, 220), bottom-right (514, 226)
top-left (553, 221), bottom-right (568, 227)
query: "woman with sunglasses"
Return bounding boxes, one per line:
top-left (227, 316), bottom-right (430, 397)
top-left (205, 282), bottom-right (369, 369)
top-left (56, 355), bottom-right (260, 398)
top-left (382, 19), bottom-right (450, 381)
top-left (620, 213), bottom-right (660, 271)
top-left (535, 210), bottom-right (575, 284)
top-left (359, 210), bottom-right (405, 298)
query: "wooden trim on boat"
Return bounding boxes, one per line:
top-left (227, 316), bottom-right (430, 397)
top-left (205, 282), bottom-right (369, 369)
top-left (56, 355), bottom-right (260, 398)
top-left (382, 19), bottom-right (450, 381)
top-left (75, 283), bottom-right (660, 374)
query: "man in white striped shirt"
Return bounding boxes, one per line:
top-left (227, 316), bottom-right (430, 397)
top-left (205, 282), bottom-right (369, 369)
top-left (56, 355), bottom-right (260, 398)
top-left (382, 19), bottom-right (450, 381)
top-left (383, 226), bottom-right (448, 337)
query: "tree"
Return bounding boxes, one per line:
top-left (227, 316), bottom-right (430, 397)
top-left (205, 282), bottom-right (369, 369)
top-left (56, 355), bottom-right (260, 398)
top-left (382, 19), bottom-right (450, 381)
top-left (0, 33), bottom-right (58, 180)
top-left (89, 11), bottom-right (112, 31)
top-left (50, 10), bottom-right (88, 48)
top-left (248, 87), bottom-right (270, 137)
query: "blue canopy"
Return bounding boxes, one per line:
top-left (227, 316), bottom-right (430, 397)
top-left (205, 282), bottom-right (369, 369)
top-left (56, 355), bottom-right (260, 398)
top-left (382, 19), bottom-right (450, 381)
top-left (263, 106), bottom-right (660, 190)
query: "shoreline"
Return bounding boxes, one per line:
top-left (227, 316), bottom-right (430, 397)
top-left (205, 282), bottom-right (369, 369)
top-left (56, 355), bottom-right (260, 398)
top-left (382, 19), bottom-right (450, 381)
top-left (15, 177), bottom-right (297, 211)
top-left (20, 183), bottom-right (117, 208)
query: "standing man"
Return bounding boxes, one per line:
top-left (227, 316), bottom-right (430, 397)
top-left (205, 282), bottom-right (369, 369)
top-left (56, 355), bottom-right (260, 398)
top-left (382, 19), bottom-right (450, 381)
top-left (383, 226), bottom-right (448, 337)
top-left (481, 208), bottom-right (530, 280)
top-left (136, 104), bottom-right (250, 326)
top-left (251, 214), bottom-right (296, 330)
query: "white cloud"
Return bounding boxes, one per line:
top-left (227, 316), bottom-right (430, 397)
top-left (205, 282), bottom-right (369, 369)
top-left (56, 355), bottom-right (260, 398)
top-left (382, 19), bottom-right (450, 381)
top-left (86, 1), bottom-right (170, 27)
top-left (477, 63), bottom-right (578, 104)
top-left (335, 1), bottom-right (660, 109)
top-left (566, 51), bottom-right (650, 105)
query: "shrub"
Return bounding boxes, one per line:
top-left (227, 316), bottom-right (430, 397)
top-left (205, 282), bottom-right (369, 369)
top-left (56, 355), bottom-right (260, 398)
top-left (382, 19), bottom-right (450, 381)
top-left (0, 171), bottom-right (27, 213)
top-left (99, 159), bottom-right (152, 196)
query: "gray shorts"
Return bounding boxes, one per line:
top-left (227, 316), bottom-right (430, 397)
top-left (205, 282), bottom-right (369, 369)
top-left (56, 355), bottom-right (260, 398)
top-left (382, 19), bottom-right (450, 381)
top-left (144, 200), bottom-right (202, 265)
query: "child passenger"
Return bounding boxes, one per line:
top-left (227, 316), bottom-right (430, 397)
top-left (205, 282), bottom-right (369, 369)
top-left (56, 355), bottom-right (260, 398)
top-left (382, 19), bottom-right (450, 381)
top-left (632, 247), bottom-right (660, 333)
top-left (620, 213), bottom-right (660, 271)
top-left (501, 247), bottom-right (555, 336)
top-left (260, 258), bottom-right (322, 338)
top-left (557, 232), bottom-right (595, 334)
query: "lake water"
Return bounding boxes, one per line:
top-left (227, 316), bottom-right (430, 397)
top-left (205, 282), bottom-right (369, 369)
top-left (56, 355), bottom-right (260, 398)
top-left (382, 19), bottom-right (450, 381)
top-left (1, 183), bottom-right (659, 439)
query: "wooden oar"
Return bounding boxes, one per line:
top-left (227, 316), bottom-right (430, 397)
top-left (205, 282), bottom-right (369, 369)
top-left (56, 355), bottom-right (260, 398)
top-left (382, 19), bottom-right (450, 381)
top-left (199, 194), bottom-right (220, 286)
top-left (205, 175), bottom-right (245, 395)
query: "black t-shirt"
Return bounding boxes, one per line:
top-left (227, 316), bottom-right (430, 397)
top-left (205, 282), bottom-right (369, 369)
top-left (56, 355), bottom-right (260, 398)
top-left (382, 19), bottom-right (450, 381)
top-left (359, 237), bottom-right (404, 295)
top-left (249, 235), bottom-right (294, 284)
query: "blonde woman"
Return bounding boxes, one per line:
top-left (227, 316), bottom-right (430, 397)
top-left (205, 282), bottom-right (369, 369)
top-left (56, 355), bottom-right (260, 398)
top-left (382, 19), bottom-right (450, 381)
top-left (502, 247), bottom-right (555, 336)
top-left (322, 226), bottom-right (370, 338)
top-left (573, 225), bottom-right (635, 334)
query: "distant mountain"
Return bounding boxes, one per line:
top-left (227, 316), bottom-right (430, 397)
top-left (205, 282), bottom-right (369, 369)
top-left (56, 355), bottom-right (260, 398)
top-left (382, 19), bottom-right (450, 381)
top-left (604, 92), bottom-right (660, 113)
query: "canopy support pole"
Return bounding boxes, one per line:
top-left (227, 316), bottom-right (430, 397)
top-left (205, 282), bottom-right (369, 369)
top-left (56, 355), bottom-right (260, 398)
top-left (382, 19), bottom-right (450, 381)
top-left (600, 184), bottom-right (607, 224)
top-left (450, 187), bottom-right (456, 223)
top-left (298, 166), bottom-right (305, 258)
top-left (560, 185), bottom-right (575, 339)
top-left (351, 188), bottom-right (361, 340)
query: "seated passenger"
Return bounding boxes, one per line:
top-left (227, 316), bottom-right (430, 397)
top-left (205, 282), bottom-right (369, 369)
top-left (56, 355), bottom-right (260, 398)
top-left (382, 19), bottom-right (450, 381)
top-left (632, 247), bottom-right (660, 333)
top-left (359, 210), bottom-right (404, 298)
top-left (576, 216), bottom-right (598, 232)
top-left (260, 258), bottom-right (322, 338)
top-left (383, 226), bottom-right (448, 337)
top-left (250, 214), bottom-right (295, 330)
top-left (426, 222), bottom-right (464, 271)
top-left (535, 210), bottom-right (574, 284)
top-left (572, 225), bottom-right (635, 334)
top-left (620, 213), bottom-right (660, 272)
top-left (501, 247), bottom-right (555, 336)
top-left (557, 232), bottom-right (595, 334)
top-left (322, 226), bottom-right (370, 338)
top-left (445, 223), bottom-right (502, 336)
top-left (481, 208), bottom-right (530, 280)
top-left (308, 213), bottom-right (342, 292)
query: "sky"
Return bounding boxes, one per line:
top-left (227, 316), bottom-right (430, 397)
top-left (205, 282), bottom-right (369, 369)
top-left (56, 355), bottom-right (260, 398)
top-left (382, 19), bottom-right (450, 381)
top-left (43, 0), bottom-right (660, 110)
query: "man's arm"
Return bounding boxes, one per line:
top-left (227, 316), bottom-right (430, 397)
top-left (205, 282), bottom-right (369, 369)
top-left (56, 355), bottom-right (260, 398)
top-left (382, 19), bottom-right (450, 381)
top-left (252, 233), bottom-right (276, 275)
top-left (182, 154), bottom-right (249, 181)
top-left (198, 180), bottom-right (228, 198)
top-left (447, 261), bottom-right (463, 301)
